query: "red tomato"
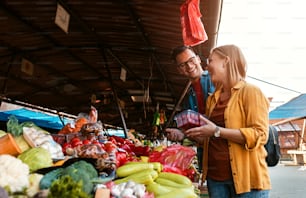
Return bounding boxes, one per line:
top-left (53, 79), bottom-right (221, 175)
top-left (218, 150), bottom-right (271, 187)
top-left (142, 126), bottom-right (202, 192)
top-left (71, 139), bottom-right (82, 147)
top-left (62, 142), bottom-right (72, 154)
top-left (82, 139), bottom-right (91, 145)
top-left (70, 137), bottom-right (81, 144)
top-left (104, 142), bottom-right (117, 153)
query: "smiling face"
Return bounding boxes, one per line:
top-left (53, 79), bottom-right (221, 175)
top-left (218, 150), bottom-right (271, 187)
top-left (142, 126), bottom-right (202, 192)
top-left (207, 52), bottom-right (228, 86)
top-left (175, 49), bottom-right (203, 81)
top-left (207, 45), bottom-right (247, 89)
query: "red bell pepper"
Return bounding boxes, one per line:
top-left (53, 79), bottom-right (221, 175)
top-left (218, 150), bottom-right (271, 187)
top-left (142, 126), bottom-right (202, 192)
top-left (115, 150), bottom-right (127, 167)
top-left (133, 145), bottom-right (150, 156)
top-left (120, 144), bottom-right (132, 153)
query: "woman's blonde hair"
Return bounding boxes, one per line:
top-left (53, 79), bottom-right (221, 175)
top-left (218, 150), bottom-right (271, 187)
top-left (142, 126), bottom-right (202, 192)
top-left (211, 44), bottom-right (247, 88)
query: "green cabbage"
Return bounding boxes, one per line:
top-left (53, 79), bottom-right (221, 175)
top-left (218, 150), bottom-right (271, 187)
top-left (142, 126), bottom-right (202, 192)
top-left (17, 147), bottom-right (53, 172)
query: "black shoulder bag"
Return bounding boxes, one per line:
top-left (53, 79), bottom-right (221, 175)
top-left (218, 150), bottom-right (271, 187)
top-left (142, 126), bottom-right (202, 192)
top-left (264, 125), bottom-right (281, 167)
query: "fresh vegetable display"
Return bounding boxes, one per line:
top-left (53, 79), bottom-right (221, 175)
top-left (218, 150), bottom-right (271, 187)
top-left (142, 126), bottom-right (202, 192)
top-left (0, 114), bottom-right (202, 197)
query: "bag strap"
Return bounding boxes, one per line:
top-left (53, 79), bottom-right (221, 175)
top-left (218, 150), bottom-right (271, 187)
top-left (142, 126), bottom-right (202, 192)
top-left (269, 125), bottom-right (277, 144)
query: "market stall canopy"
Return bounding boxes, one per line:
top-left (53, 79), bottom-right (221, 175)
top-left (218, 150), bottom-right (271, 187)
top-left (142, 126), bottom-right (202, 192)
top-left (0, 101), bottom-right (74, 130)
top-left (0, 0), bottom-right (223, 133)
top-left (269, 94), bottom-right (306, 120)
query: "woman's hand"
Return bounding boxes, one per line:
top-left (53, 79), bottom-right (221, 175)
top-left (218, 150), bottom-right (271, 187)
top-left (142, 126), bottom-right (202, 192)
top-left (184, 115), bottom-right (216, 138)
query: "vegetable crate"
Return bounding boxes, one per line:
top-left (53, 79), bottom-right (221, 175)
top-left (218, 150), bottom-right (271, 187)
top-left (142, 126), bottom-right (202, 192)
top-left (51, 133), bottom-right (82, 145)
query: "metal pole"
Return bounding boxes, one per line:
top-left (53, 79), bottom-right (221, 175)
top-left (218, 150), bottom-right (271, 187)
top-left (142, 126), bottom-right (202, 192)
top-left (164, 80), bottom-right (192, 129)
top-left (101, 50), bottom-right (128, 138)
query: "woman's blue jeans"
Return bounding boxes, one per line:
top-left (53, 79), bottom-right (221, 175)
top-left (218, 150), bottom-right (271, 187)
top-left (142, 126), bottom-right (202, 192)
top-left (207, 178), bottom-right (270, 198)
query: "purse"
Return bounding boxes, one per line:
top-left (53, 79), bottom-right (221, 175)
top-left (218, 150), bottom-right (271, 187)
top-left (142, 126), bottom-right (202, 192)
top-left (264, 125), bottom-right (281, 167)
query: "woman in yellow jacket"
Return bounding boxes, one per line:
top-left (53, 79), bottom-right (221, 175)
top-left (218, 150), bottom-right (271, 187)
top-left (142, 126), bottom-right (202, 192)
top-left (185, 44), bottom-right (271, 197)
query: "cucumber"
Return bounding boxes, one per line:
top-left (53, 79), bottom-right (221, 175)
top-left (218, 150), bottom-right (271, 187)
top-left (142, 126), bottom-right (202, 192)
top-left (116, 163), bottom-right (154, 177)
top-left (155, 177), bottom-right (194, 189)
top-left (114, 172), bottom-right (154, 185)
top-left (157, 172), bottom-right (192, 186)
top-left (156, 188), bottom-right (197, 198)
top-left (146, 182), bottom-right (173, 196)
top-left (126, 161), bottom-right (163, 172)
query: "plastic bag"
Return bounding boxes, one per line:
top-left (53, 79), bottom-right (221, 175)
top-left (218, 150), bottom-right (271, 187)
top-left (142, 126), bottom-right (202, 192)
top-left (88, 106), bottom-right (98, 123)
top-left (149, 144), bottom-right (196, 171)
top-left (6, 115), bottom-right (23, 136)
top-left (180, 0), bottom-right (208, 46)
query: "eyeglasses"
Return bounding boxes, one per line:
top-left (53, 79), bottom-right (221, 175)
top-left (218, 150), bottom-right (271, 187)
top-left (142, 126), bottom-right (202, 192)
top-left (177, 56), bottom-right (197, 68)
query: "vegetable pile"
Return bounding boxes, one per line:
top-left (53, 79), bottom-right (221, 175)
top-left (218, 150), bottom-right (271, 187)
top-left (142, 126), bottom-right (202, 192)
top-left (0, 113), bottom-right (201, 197)
top-left (18, 147), bottom-right (53, 172)
top-left (110, 161), bottom-right (198, 198)
top-left (0, 154), bottom-right (30, 193)
top-left (39, 160), bottom-right (98, 195)
top-left (48, 175), bottom-right (90, 198)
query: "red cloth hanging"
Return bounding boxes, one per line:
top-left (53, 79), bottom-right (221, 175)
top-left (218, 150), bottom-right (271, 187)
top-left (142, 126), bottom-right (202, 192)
top-left (180, 0), bottom-right (208, 46)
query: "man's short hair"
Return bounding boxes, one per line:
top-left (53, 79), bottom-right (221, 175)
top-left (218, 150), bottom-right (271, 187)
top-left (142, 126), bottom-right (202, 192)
top-left (171, 45), bottom-right (196, 62)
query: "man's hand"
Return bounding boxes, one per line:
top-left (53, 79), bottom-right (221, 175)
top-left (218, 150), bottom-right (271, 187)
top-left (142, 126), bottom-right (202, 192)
top-left (165, 128), bottom-right (185, 142)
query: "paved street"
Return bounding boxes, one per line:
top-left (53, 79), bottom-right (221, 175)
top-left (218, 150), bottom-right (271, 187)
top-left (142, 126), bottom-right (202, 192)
top-left (269, 162), bottom-right (306, 198)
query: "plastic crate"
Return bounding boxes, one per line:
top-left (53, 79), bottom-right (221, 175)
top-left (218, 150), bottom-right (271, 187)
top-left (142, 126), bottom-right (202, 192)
top-left (51, 133), bottom-right (83, 145)
top-left (174, 109), bottom-right (206, 130)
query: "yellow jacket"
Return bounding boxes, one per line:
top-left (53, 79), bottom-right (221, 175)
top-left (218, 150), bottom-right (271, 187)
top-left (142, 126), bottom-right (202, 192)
top-left (202, 81), bottom-right (271, 194)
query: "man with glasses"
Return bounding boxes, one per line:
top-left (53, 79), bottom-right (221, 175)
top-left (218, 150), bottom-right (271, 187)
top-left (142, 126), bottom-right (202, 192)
top-left (165, 45), bottom-right (215, 172)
